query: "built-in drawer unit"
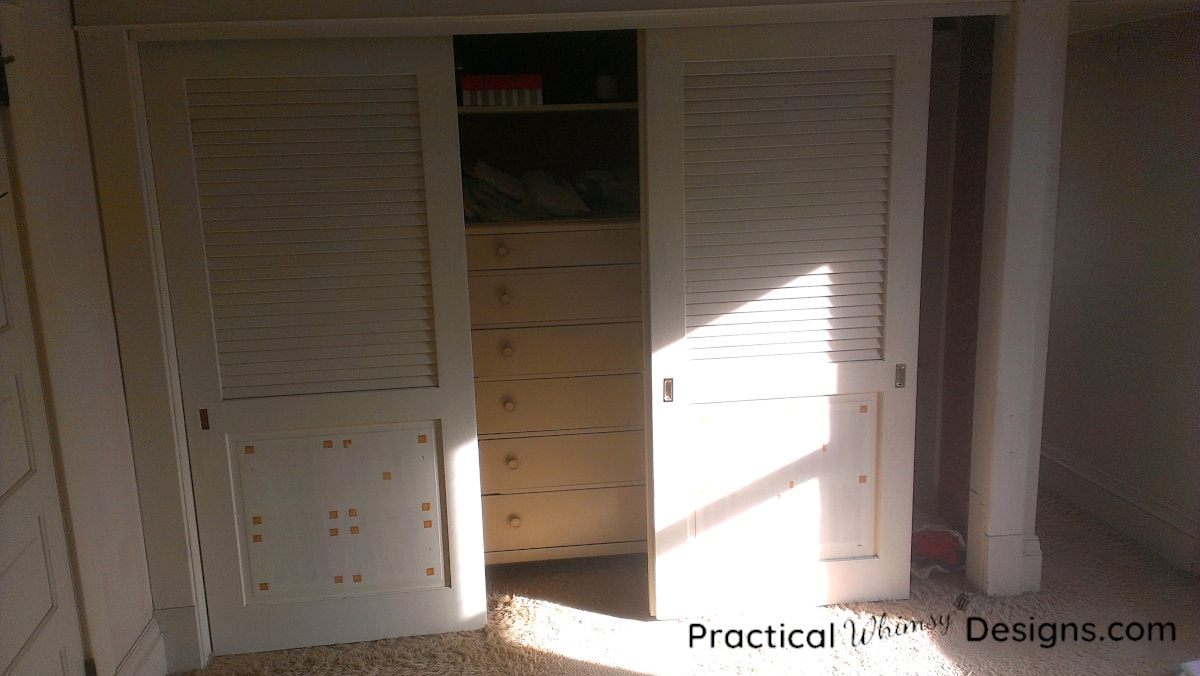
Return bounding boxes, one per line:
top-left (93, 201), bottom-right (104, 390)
top-left (466, 221), bottom-right (647, 563)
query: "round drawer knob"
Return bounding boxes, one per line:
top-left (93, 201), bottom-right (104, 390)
top-left (503, 399), bottom-right (516, 412)
top-left (501, 344), bottom-right (515, 358)
top-left (505, 456), bottom-right (520, 470)
top-left (496, 244), bottom-right (510, 258)
top-left (508, 516), bottom-right (522, 529)
top-left (499, 292), bottom-right (512, 305)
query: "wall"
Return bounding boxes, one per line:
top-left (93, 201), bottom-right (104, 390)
top-left (1042, 10), bottom-right (1200, 574)
top-left (0, 0), bottom-right (166, 672)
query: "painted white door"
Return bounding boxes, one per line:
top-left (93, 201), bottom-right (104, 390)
top-left (140, 38), bottom-right (484, 654)
top-left (0, 116), bottom-right (85, 673)
top-left (646, 20), bottom-right (931, 617)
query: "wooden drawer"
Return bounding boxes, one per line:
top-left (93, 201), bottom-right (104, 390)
top-left (466, 227), bottom-right (640, 270)
top-left (475, 374), bottom-right (643, 435)
top-left (480, 431), bottom-right (645, 493)
top-left (468, 265), bottom-right (641, 327)
top-left (482, 486), bottom-right (646, 552)
top-left (472, 323), bottom-right (642, 379)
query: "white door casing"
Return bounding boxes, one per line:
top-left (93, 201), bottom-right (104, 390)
top-left (140, 37), bottom-right (484, 654)
top-left (0, 116), bottom-right (86, 674)
top-left (646, 20), bottom-right (931, 617)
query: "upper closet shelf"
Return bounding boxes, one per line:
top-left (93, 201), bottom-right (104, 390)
top-left (459, 102), bottom-right (639, 115)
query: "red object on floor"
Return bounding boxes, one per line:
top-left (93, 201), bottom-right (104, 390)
top-left (912, 530), bottom-right (965, 568)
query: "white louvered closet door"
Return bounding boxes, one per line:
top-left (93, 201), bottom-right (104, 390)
top-left (646, 21), bottom-right (931, 617)
top-left (141, 38), bottom-right (483, 654)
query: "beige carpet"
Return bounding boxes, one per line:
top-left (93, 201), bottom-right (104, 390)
top-left (188, 494), bottom-right (1199, 675)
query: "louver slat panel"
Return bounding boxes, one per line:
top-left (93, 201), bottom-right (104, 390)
top-left (683, 56), bottom-right (894, 363)
top-left (186, 74), bottom-right (438, 399)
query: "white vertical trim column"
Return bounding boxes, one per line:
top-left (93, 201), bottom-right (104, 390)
top-left (968, 0), bottom-right (1068, 595)
top-left (77, 30), bottom-right (212, 671)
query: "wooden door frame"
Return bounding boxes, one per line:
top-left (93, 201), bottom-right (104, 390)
top-left (75, 0), bottom-right (1065, 668)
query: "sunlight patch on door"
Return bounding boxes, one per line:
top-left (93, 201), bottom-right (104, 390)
top-left (684, 393), bottom-right (878, 611)
top-left (682, 53), bottom-right (895, 365)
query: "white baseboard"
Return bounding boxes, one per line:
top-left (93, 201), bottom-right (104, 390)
top-left (155, 605), bottom-right (207, 673)
top-left (1021, 535), bottom-right (1043, 592)
top-left (966, 529), bottom-right (1042, 595)
top-left (114, 617), bottom-right (166, 676)
top-left (1040, 441), bottom-right (1199, 574)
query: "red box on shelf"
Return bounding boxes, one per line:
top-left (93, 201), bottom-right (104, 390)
top-left (461, 74), bottom-right (543, 106)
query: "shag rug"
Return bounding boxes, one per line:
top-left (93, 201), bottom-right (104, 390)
top-left (186, 494), bottom-right (1199, 675)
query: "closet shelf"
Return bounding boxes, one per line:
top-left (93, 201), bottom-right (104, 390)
top-left (458, 102), bottom-right (638, 115)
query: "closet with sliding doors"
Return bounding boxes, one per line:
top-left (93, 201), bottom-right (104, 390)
top-left (90, 7), bottom-right (940, 654)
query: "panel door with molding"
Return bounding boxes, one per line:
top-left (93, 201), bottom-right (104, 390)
top-left (0, 114), bottom-right (85, 674)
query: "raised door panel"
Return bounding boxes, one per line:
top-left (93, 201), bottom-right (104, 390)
top-left (0, 101), bottom-right (83, 674)
top-left (479, 431), bottom-right (645, 492)
top-left (230, 425), bottom-right (445, 602)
